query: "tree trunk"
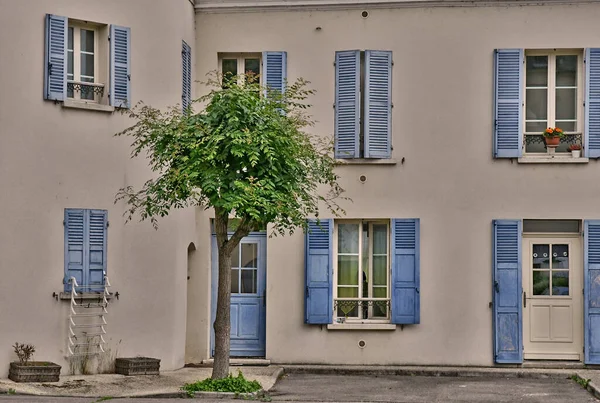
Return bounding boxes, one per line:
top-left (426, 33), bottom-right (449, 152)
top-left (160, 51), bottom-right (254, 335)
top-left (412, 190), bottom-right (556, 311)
top-left (212, 241), bottom-right (232, 379)
top-left (211, 213), bottom-right (252, 380)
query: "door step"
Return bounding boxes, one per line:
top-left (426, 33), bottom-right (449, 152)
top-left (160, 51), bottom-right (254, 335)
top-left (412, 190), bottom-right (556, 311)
top-left (201, 358), bottom-right (271, 366)
top-left (522, 361), bottom-right (584, 369)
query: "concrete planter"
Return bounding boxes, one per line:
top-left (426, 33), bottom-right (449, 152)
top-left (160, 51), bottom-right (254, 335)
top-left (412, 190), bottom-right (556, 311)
top-left (8, 361), bottom-right (61, 383)
top-left (115, 357), bottom-right (160, 375)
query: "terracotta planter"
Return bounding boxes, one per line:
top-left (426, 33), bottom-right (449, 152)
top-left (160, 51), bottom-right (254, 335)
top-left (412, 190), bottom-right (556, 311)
top-left (544, 136), bottom-right (561, 147)
top-left (8, 362), bottom-right (61, 382)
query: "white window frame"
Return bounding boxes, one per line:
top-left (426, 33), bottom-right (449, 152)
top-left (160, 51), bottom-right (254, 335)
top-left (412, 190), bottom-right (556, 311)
top-left (523, 49), bottom-right (584, 155)
top-left (67, 22), bottom-right (99, 102)
top-left (218, 53), bottom-right (262, 86)
top-left (333, 219), bottom-right (390, 324)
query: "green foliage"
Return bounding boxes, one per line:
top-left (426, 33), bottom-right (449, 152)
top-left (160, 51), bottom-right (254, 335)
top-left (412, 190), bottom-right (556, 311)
top-left (571, 374), bottom-right (591, 389)
top-left (182, 371), bottom-right (262, 397)
top-left (7, 388), bottom-right (16, 395)
top-left (116, 72), bottom-right (345, 235)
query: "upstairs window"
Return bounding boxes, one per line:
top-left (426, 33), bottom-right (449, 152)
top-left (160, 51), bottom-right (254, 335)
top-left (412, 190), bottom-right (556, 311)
top-left (67, 24), bottom-right (98, 101)
top-left (524, 50), bottom-right (583, 154)
top-left (220, 53), bottom-right (261, 87)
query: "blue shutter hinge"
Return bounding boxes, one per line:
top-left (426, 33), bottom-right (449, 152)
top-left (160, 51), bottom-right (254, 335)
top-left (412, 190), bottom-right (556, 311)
top-left (106, 221), bottom-right (110, 228)
top-left (306, 286), bottom-right (309, 297)
top-left (391, 61), bottom-right (394, 66)
top-left (63, 220), bottom-right (65, 226)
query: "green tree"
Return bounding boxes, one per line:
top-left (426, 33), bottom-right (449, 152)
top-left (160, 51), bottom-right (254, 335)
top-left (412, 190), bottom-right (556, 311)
top-left (115, 73), bottom-right (344, 379)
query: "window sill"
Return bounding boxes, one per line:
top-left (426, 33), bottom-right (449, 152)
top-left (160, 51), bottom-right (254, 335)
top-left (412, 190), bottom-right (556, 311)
top-left (327, 323), bottom-right (396, 330)
top-left (59, 292), bottom-right (114, 301)
top-left (63, 99), bottom-right (115, 113)
top-left (335, 158), bottom-right (397, 166)
top-left (517, 156), bottom-right (589, 164)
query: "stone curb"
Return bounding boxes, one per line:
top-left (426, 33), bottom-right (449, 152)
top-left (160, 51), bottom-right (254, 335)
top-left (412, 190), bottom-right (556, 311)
top-left (281, 365), bottom-right (578, 379)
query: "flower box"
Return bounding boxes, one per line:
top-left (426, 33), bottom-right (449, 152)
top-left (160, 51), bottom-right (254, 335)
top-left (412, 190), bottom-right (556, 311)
top-left (115, 357), bottom-right (160, 375)
top-left (8, 361), bottom-right (61, 383)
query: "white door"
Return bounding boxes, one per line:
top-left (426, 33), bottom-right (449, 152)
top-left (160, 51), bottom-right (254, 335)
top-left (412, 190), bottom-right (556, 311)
top-left (523, 237), bottom-right (583, 360)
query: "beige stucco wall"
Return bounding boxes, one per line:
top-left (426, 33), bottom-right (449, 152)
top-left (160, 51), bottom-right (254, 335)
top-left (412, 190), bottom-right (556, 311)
top-left (0, 0), bottom-right (196, 376)
top-left (193, 2), bottom-right (600, 366)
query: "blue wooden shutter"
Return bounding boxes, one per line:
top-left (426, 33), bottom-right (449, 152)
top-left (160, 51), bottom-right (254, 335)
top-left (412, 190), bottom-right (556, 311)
top-left (262, 51), bottom-right (286, 93)
top-left (305, 219), bottom-right (333, 324)
top-left (182, 40), bottom-right (192, 111)
top-left (492, 219), bottom-right (522, 363)
top-left (44, 14), bottom-right (67, 101)
top-left (335, 50), bottom-right (360, 159)
top-left (585, 49), bottom-right (600, 158)
top-left (584, 220), bottom-right (600, 363)
top-left (390, 219), bottom-right (420, 324)
top-left (110, 25), bottom-right (131, 108)
top-left (64, 209), bottom-right (85, 292)
top-left (365, 50), bottom-right (392, 159)
top-left (87, 210), bottom-right (108, 292)
top-left (493, 49), bottom-right (523, 158)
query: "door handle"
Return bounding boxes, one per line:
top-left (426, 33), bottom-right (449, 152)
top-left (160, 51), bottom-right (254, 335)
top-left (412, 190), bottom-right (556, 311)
top-left (523, 291), bottom-right (526, 308)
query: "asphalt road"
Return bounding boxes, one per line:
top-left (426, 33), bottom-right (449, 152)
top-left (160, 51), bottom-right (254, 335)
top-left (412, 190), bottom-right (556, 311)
top-left (0, 373), bottom-right (596, 402)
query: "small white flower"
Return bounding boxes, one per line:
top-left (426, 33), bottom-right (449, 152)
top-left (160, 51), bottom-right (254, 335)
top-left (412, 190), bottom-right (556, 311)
top-left (242, 167), bottom-right (248, 173)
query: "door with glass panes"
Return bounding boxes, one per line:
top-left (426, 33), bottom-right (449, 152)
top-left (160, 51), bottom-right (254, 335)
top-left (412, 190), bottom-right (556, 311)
top-left (210, 235), bottom-right (266, 357)
top-left (522, 237), bottom-right (583, 360)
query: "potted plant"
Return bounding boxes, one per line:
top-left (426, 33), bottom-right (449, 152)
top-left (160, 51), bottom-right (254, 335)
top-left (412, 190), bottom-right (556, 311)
top-left (8, 343), bottom-right (61, 383)
top-left (569, 144), bottom-right (582, 158)
top-left (543, 127), bottom-right (564, 148)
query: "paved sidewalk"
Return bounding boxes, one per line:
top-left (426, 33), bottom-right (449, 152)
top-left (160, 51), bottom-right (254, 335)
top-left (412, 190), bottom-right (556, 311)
top-left (0, 366), bottom-right (282, 398)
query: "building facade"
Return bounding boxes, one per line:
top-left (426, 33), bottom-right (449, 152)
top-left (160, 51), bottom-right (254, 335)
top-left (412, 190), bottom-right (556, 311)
top-left (3, 0), bottom-right (600, 377)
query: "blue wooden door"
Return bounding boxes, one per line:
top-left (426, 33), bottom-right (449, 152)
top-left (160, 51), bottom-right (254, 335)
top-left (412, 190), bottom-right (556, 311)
top-left (211, 234), bottom-right (266, 357)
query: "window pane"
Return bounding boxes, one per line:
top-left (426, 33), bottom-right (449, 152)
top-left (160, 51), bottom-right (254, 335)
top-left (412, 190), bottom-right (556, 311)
top-left (372, 256), bottom-right (387, 286)
top-left (231, 268), bottom-right (239, 293)
top-left (533, 271), bottom-right (550, 295)
top-left (526, 89), bottom-right (547, 120)
top-left (556, 55), bottom-right (577, 87)
top-left (372, 224), bottom-right (387, 255)
top-left (241, 243), bottom-right (257, 268)
top-left (80, 29), bottom-right (94, 53)
top-left (81, 53), bottom-right (94, 79)
top-left (222, 59), bottom-right (237, 80)
top-left (67, 51), bottom-right (74, 78)
top-left (526, 56), bottom-right (548, 87)
top-left (372, 287), bottom-right (388, 317)
top-left (533, 244), bottom-right (550, 268)
top-left (231, 244), bottom-right (240, 268)
top-left (552, 244), bottom-right (569, 269)
top-left (552, 271), bottom-right (569, 296)
top-left (244, 58), bottom-right (260, 81)
top-left (68, 27), bottom-right (74, 50)
top-left (337, 288), bottom-right (358, 317)
top-left (523, 220), bottom-right (580, 233)
top-left (338, 224), bottom-right (359, 253)
top-left (338, 255), bottom-right (358, 285)
top-left (555, 121), bottom-right (576, 132)
top-left (525, 122), bottom-right (548, 133)
top-left (362, 227), bottom-right (368, 298)
top-left (556, 88), bottom-right (576, 121)
top-left (241, 269), bottom-right (257, 293)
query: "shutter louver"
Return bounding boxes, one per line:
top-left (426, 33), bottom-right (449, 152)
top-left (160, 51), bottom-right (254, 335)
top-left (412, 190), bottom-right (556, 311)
top-left (305, 219), bottom-right (333, 324)
top-left (110, 25), bottom-right (131, 108)
top-left (335, 50), bottom-right (360, 159)
top-left (390, 219), bottom-right (420, 324)
top-left (262, 51), bottom-right (286, 93)
top-left (494, 49), bottom-right (523, 158)
top-left (44, 14), bottom-right (67, 101)
top-left (584, 220), bottom-right (600, 363)
top-left (182, 40), bottom-right (192, 111)
top-left (493, 219), bottom-right (523, 363)
top-left (585, 49), bottom-right (600, 158)
top-left (365, 50), bottom-right (392, 159)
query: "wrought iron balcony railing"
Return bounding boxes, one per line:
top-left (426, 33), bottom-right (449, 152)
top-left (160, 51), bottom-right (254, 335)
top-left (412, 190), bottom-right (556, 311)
top-left (334, 298), bottom-right (390, 321)
top-left (67, 80), bottom-right (105, 99)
